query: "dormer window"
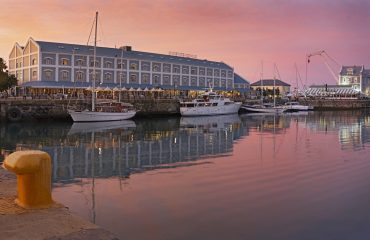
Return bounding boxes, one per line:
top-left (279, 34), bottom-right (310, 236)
top-left (347, 68), bottom-right (353, 75)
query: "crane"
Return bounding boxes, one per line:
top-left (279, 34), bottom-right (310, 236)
top-left (305, 50), bottom-right (341, 86)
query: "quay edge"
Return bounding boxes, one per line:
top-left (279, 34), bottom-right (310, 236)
top-left (299, 98), bottom-right (370, 110)
top-left (0, 99), bottom-right (180, 121)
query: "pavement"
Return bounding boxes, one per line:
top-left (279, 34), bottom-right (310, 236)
top-left (0, 167), bottom-right (119, 240)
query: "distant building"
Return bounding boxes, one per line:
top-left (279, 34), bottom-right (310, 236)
top-left (250, 79), bottom-right (290, 97)
top-left (8, 37), bottom-right (250, 94)
top-left (339, 65), bottom-right (370, 94)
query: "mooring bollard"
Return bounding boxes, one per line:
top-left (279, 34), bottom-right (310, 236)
top-left (3, 150), bottom-right (53, 209)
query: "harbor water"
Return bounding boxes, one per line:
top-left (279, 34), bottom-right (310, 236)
top-left (1, 110), bottom-right (370, 239)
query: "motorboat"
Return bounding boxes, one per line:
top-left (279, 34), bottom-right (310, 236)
top-left (283, 102), bottom-right (312, 112)
top-left (180, 91), bottom-right (242, 116)
top-left (240, 103), bottom-right (286, 114)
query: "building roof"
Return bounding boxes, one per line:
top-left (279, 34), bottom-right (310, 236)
top-left (233, 73), bottom-right (250, 84)
top-left (340, 65), bottom-right (364, 75)
top-left (36, 40), bottom-right (233, 70)
top-left (250, 79), bottom-right (290, 87)
top-left (20, 81), bottom-right (238, 91)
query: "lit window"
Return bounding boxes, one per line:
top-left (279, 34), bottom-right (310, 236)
top-left (32, 58), bottom-right (37, 65)
top-left (130, 63), bottom-right (138, 70)
top-left (32, 71), bottom-right (37, 78)
top-left (61, 58), bottom-right (69, 65)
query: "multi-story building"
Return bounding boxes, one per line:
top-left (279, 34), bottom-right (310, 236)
top-left (339, 65), bottom-right (370, 94)
top-left (8, 37), bottom-right (249, 93)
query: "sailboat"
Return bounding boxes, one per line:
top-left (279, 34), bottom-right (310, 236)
top-left (241, 63), bottom-right (286, 114)
top-left (68, 12), bottom-right (137, 122)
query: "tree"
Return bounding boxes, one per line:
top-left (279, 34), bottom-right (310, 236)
top-left (0, 58), bottom-right (18, 92)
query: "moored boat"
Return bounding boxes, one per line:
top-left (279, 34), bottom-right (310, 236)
top-left (241, 103), bottom-right (286, 114)
top-left (180, 91), bottom-right (241, 116)
top-left (283, 101), bottom-right (312, 112)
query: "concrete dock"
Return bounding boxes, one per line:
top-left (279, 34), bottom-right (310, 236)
top-left (0, 167), bottom-right (119, 240)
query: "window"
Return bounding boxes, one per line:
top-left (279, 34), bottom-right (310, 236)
top-left (76, 71), bottom-right (84, 81)
top-left (61, 71), bottom-right (69, 81)
top-left (118, 73), bottom-right (126, 81)
top-left (44, 57), bottom-right (53, 65)
top-left (153, 64), bottom-right (160, 72)
top-left (163, 64), bottom-right (171, 73)
top-left (44, 70), bottom-right (52, 80)
top-left (173, 66), bottom-right (180, 73)
top-left (32, 71), bottom-right (37, 78)
top-left (347, 68), bottom-right (353, 75)
top-left (105, 73), bottom-right (112, 81)
top-left (130, 63), bottom-right (138, 70)
top-left (76, 59), bottom-right (84, 66)
top-left (61, 58), bottom-right (69, 66)
top-left (130, 74), bottom-right (137, 82)
top-left (90, 61), bottom-right (99, 67)
top-left (153, 75), bottom-right (160, 84)
top-left (105, 61), bottom-right (112, 68)
top-left (32, 58), bottom-right (37, 65)
top-left (191, 67), bottom-right (197, 75)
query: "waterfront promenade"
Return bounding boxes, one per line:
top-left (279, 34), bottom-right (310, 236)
top-left (0, 167), bottom-right (119, 240)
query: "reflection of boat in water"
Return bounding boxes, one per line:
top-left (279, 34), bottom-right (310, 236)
top-left (180, 114), bottom-right (241, 130)
top-left (68, 120), bottom-right (136, 135)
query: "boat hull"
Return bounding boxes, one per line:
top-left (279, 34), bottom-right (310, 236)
top-left (68, 110), bottom-right (136, 122)
top-left (241, 105), bottom-right (286, 114)
top-left (180, 102), bottom-right (242, 116)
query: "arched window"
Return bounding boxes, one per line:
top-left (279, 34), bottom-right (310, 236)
top-left (32, 58), bottom-right (37, 65)
top-left (105, 73), bottom-right (112, 81)
top-left (61, 71), bottom-right (69, 81)
top-left (130, 63), bottom-right (138, 70)
top-left (61, 58), bottom-right (69, 66)
top-left (105, 61), bottom-right (112, 68)
top-left (76, 59), bottom-right (84, 66)
top-left (44, 57), bottom-right (53, 65)
top-left (76, 71), bottom-right (84, 81)
top-left (44, 70), bottom-right (53, 80)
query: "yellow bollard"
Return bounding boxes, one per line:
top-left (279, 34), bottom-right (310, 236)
top-left (3, 150), bottom-right (53, 209)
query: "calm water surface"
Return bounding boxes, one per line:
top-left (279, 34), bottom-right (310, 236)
top-left (1, 111), bottom-right (370, 240)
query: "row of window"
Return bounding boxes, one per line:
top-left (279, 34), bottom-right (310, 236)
top-left (15, 58), bottom-right (37, 68)
top-left (42, 57), bottom-right (233, 77)
top-left (42, 69), bottom-right (233, 86)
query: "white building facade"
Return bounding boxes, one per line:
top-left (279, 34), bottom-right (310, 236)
top-left (339, 65), bottom-right (370, 94)
top-left (8, 37), bottom-right (249, 92)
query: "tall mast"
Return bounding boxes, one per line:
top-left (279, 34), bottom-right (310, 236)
top-left (260, 61), bottom-right (263, 104)
top-left (119, 48), bottom-right (123, 102)
top-left (92, 11), bottom-right (98, 111)
top-left (273, 63), bottom-right (276, 107)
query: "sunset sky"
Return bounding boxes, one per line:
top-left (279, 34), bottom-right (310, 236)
top-left (1, 0), bottom-right (369, 87)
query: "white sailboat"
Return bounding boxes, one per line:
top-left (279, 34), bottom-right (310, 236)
top-left (68, 12), bottom-right (136, 122)
top-left (241, 63), bottom-right (286, 114)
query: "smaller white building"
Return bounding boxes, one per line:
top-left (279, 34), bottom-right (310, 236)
top-left (339, 66), bottom-right (370, 94)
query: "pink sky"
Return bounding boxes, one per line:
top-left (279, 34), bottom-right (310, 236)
top-left (1, 0), bottom-right (369, 87)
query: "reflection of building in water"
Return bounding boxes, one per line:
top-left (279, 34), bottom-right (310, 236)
top-left (37, 115), bottom-right (248, 182)
top-left (303, 111), bottom-right (370, 150)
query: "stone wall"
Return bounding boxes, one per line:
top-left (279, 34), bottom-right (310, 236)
top-left (0, 99), bottom-right (180, 122)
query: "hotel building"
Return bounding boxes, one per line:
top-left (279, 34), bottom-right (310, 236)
top-left (8, 37), bottom-right (250, 94)
top-left (339, 65), bottom-right (370, 94)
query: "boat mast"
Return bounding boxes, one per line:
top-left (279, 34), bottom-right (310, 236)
top-left (119, 48), bottom-right (123, 102)
top-left (273, 63), bottom-right (276, 107)
top-left (92, 11), bottom-right (98, 111)
top-left (260, 61), bottom-right (263, 104)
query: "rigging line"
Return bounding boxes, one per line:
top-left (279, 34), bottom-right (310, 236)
top-left (295, 63), bottom-right (306, 90)
top-left (86, 14), bottom-right (96, 46)
top-left (274, 63), bottom-right (283, 81)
